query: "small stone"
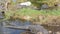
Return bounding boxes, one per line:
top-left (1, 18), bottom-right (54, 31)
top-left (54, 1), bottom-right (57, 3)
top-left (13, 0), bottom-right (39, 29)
top-left (49, 31), bottom-right (52, 34)
top-left (37, 32), bottom-right (43, 34)
top-left (56, 32), bottom-right (60, 34)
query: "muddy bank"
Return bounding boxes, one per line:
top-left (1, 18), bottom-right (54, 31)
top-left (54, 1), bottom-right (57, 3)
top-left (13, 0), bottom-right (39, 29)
top-left (1, 14), bottom-right (60, 34)
top-left (11, 15), bottom-right (60, 25)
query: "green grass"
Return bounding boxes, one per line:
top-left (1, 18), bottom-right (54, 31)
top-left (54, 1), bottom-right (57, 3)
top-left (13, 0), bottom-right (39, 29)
top-left (16, 8), bottom-right (60, 16)
top-left (4, 8), bottom-right (60, 20)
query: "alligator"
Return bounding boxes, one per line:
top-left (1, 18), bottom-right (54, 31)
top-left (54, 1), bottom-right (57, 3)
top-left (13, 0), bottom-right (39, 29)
top-left (4, 25), bottom-right (49, 34)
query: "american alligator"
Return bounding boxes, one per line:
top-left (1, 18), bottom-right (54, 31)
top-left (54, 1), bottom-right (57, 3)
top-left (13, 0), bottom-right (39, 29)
top-left (4, 25), bottom-right (49, 34)
top-left (0, 19), bottom-right (49, 34)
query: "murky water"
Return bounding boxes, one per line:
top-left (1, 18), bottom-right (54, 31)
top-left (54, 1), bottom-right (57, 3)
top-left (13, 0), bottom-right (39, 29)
top-left (0, 19), bottom-right (32, 34)
top-left (0, 11), bottom-right (47, 34)
top-left (0, 19), bottom-right (49, 34)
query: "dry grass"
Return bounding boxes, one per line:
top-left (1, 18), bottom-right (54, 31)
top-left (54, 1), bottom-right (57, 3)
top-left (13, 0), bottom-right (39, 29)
top-left (3, 8), bottom-right (60, 25)
top-left (31, 15), bottom-right (60, 25)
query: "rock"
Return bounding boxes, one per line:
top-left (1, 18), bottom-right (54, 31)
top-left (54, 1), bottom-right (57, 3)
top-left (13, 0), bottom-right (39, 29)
top-left (37, 32), bottom-right (43, 34)
top-left (56, 32), bottom-right (60, 34)
top-left (41, 4), bottom-right (49, 10)
top-left (16, 1), bottom-right (31, 9)
top-left (20, 1), bottom-right (31, 6)
top-left (48, 31), bottom-right (52, 34)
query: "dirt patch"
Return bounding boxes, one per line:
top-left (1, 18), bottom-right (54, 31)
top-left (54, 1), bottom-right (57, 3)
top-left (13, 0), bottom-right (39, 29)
top-left (11, 14), bottom-right (60, 26)
top-left (31, 15), bottom-right (60, 25)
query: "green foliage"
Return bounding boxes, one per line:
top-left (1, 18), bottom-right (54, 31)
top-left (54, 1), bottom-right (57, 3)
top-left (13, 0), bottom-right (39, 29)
top-left (4, 8), bottom-right (60, 20)
top-left (30, 0), bottom-right (60, 7)
top-left (8, 0), bottom-right (60, 8)
top-left (4, 10), bottom-right (15, 20)
top-left (16, 0), bottom-right (27, 3)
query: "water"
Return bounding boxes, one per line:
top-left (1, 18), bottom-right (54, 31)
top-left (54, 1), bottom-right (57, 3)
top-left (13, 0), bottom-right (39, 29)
top-left (0, 22), bottom-right (3, 34)
top-left (1, 20), bottom-right (32, 34)
top-left (0, 19), bottom-right (49, 34)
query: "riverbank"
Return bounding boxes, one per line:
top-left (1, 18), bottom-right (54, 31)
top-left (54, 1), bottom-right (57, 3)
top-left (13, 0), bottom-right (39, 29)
top-left (4, 8), bottom-right (60, 25)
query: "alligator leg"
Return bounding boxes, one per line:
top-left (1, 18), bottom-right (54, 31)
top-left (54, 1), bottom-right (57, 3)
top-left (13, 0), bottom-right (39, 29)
top-left (28, 25), bottom-right (49, 34)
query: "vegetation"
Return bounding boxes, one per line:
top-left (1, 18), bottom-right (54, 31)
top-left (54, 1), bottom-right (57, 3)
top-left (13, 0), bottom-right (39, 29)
top-left (29, 0), bottom-right (60, 7)
top-left (1, 0), bottom-right (60, 24)
top-left (7, 0), bottom-right (60, 8)
top-left (4, 8), bottom-right (60, 20)
top-left (0, 0), bottom-right (60, 34)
